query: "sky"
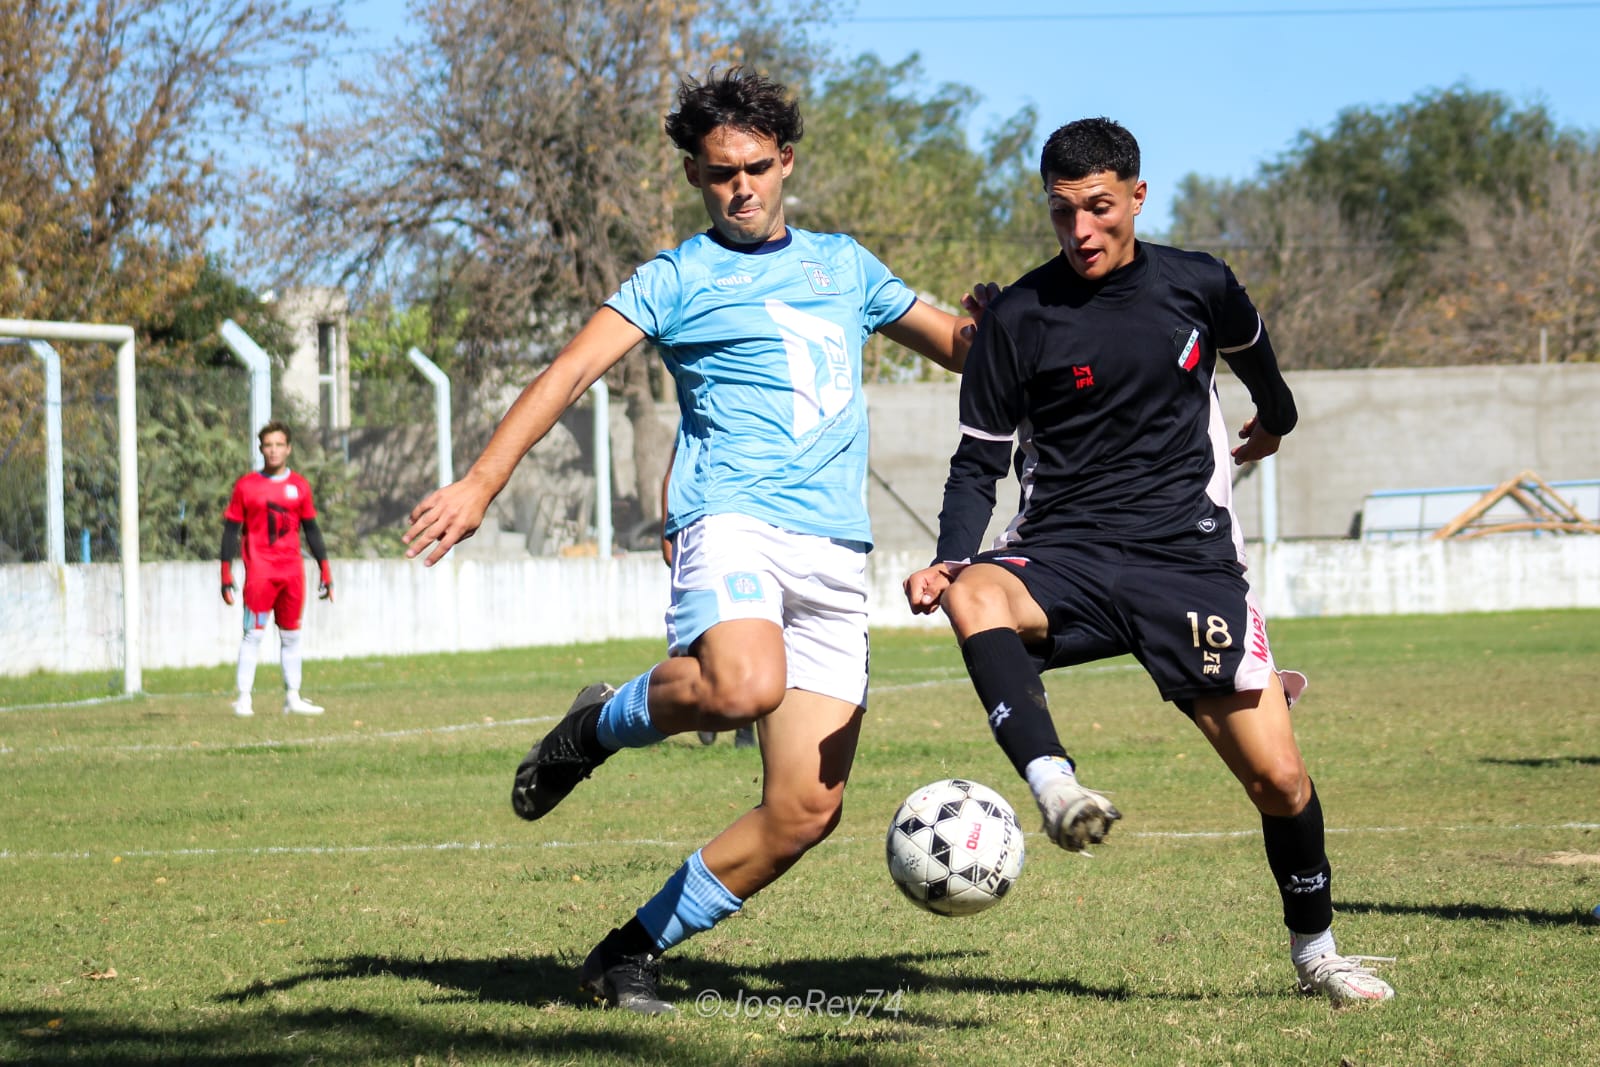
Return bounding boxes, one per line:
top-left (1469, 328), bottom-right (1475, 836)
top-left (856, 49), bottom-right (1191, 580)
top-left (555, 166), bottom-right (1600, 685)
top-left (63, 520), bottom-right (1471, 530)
top-left (315, 0), bottom-right (1600, 232)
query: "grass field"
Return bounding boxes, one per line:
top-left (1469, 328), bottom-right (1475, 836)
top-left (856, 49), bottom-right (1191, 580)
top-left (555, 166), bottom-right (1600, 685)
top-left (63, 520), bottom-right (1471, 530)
top-left (2, 609), bottom-right (1598, 1066)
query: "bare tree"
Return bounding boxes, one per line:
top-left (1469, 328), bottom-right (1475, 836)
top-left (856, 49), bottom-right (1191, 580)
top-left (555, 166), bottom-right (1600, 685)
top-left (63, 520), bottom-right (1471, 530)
top-left (262, 0), bottom-right (820, 536)
top-left (0, 0), bottom-right (343, 324)
top-left (1411, 148), bottom-right (1600, 364)
top-left (1173, 178), bottom-right (1404, 369)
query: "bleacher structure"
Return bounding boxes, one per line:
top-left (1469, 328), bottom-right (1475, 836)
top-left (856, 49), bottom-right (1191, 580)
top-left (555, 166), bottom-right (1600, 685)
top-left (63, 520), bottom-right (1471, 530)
top-left (1360, 471), bottom-right (1600, 541)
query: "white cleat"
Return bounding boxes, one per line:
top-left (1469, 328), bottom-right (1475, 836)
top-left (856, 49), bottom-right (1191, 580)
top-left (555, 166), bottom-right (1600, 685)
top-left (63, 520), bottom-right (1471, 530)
top-left (232, 697), bottom-right (254, 718)
top-left (1035, 774), bottom-right (1121, 852)
top-left (283, 694), bottom-right (325, 716)
top-left (1296, 953), bottom-right (1396, 1004)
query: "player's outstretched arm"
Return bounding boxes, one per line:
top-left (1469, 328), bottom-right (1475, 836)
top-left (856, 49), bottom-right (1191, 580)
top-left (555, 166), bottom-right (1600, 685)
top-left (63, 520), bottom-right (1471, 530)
top-left (878, 298), bottom-right (972, 374)
top-left (404, 307), bottom-right (645, 566)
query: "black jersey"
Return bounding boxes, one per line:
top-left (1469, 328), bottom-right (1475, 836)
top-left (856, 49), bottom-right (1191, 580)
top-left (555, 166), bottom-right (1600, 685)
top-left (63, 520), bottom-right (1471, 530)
top-left (935, 241), bottom-right (1297, 561)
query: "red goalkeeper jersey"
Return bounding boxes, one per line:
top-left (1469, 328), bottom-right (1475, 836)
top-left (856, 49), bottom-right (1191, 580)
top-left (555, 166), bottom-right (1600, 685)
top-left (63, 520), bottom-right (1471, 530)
top-left (223, 470), bottom-right (318, 573)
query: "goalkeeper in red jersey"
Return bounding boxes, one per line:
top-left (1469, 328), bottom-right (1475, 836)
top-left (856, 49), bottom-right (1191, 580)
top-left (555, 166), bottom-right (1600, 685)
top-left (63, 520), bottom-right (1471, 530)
top-left (220, 421), bottom-right (332, 717)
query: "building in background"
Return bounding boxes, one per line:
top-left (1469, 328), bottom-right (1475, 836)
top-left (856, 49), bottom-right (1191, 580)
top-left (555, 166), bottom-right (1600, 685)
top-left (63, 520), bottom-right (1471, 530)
top-left (273, 287), bottom-right (350, 448)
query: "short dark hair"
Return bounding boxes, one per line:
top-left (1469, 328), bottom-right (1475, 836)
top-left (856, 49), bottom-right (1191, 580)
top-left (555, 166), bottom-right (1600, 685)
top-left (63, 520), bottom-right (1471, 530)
top-left (1039, 117), bottom-right (1140, 184)
top-left (258, 420), bottom-right (292, 444)
top-left (664, 67), bottom-right (803, 156)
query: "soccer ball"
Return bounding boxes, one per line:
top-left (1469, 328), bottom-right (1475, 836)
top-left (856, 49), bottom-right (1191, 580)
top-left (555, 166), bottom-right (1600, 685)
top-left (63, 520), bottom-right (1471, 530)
top-left (886, 778), bottom-right (1026, 917)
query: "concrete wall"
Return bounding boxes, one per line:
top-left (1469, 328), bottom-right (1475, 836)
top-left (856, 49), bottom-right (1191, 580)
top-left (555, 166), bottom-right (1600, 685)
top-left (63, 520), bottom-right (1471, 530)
top-left (862, 363), bottom-right (1600, 550)
top-left (4, 537), bottom-right (1597, 677)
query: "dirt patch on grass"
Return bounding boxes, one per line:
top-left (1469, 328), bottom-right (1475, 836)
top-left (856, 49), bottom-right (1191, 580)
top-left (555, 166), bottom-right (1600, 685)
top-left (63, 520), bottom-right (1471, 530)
top-left (1540, 851), bottom-right (1600, 866)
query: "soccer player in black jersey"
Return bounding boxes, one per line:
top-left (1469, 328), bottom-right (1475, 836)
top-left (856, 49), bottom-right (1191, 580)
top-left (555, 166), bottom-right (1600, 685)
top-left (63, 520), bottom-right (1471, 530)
top-left (903, 117), bottom-right (1394, 1004)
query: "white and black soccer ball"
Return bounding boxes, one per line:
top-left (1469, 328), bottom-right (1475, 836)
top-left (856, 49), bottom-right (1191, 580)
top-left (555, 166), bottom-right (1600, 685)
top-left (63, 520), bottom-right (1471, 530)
top-left (886, 778), bottom-right (1026, 917)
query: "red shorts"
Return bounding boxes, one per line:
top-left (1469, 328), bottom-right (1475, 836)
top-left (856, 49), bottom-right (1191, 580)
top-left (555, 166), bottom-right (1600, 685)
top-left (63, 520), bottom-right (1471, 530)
top-left (242, 564), bottom-right (306, 631)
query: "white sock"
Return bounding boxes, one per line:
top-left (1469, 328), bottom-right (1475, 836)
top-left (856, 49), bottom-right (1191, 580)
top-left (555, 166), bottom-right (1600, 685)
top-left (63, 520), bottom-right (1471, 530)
top-left (280, 628), bottom-right (304, 692)
top-left (1024, 754), bottom-right (1076, 797)
top-left (236, 628), bottom-right (264, 695)
top-left (1290, 928), bottom-right (1337, 969)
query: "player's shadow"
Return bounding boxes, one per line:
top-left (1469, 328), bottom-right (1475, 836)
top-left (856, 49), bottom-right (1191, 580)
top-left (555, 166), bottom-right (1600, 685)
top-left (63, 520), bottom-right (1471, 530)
top-left (1478, 755), bottom-right (1600, 768)
top-left (1337, 899), bottom-right (1593, 927)
top-left (219, 947), bottom-right (1192, 1024)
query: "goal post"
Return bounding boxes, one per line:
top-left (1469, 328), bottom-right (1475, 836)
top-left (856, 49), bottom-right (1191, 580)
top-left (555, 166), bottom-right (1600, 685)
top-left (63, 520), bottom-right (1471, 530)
top-left (0, 317), bottom-right (142, 694)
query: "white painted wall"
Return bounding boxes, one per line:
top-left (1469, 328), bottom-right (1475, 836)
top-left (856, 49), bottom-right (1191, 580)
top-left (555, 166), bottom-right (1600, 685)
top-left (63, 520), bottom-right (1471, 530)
top-left (3, 538), bottom-right (1597, 678)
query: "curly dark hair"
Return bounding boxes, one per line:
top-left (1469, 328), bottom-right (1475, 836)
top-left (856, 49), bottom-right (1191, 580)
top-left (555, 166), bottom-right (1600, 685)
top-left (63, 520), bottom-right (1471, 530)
top-left (664, 67), bottom-right (803, 155)
top-left (258, 419), bottom-right (292, 444)
top-left (1039, 117), bottom-right (1140, 184)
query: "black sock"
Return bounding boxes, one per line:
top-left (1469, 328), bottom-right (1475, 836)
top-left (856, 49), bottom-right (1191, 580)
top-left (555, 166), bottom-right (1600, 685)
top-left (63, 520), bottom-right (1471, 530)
top-left (1261, 781), bottom-right (1334, 935)
top-left (604, 917), bottom-right (660, 960)
top-left (578, 702), bottom-right (611, 762)
top-left (960, 628), bottom-right (1067, 778)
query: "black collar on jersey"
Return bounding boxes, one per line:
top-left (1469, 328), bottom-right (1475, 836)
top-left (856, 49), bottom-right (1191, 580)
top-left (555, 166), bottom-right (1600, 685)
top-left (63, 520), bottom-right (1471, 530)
top-left (1055, 240), bottom-right (1150, 305)
top-left (705, 226), bottom-right (793, 255)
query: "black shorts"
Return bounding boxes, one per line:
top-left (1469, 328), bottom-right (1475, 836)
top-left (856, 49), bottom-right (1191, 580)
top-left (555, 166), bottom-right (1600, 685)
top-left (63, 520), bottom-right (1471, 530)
top-left (971, 534), bottom-right (1283, 708)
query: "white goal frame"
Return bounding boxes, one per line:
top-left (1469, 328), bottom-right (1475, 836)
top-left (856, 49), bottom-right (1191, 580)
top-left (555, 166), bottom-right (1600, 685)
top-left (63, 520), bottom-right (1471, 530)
top-left (0, 317), bottom-right (143, 693)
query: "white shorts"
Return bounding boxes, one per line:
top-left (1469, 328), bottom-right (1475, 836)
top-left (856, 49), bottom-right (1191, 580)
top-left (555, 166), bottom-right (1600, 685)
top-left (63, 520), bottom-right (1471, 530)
top-left (665, 513), bottom-right (869, 707)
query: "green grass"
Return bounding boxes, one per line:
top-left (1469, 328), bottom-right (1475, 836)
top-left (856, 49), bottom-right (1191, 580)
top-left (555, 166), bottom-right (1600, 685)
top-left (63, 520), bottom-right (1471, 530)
top-left (2, 610), bottom-right (1598, 1065)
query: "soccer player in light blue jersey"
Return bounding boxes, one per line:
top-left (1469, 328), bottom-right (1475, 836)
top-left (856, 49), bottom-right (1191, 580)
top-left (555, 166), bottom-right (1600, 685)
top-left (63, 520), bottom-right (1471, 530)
top-left (404, 68), bottom-right (984, 1014)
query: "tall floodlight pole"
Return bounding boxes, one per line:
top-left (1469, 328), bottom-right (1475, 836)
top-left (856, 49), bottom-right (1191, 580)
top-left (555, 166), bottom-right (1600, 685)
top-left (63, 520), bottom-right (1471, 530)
top-left (219, 320), bottom-right (273, 468)
top-left (590, 380), bottom-right (612, 557)
top-left (406, 348), bottom-right (454, 489)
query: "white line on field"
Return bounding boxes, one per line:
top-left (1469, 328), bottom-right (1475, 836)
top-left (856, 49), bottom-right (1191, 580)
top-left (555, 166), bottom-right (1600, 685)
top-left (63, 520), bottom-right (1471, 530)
top-left (3, 822), bottom-right (1596, 864)
top-left (0, 663), bottom-right (1142, 716)
top-left (0, 669), bottom-right (1145, 756)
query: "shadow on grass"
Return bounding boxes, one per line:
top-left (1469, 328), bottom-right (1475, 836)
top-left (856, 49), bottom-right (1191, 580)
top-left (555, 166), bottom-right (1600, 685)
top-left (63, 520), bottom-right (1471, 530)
top-left (219, 946), bottom-right (1162, 1016)
top-left (1478, 755), bottom-right (1600, 768)
top-left (1339, 899), bottom-right (1596, 927)
top-left (0, 1007), bottom-right (718, 1067)
top-left (2, 951), bottom-right (1199, 1064)
top-left (0, 951), bottom-right (1197, 1064)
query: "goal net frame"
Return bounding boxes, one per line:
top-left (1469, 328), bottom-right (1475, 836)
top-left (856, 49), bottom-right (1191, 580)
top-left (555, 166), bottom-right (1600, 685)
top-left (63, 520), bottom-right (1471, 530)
top-left (0, 317), bottom-right (143, 693)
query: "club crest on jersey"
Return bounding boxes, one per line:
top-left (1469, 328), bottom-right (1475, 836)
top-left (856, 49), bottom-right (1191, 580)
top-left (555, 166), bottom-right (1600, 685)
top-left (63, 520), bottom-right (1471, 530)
top-left (1073, 365), bottom-right (1095, 390)
top-left (1173, 327), bottom-right (1202, 371)
top-left (801, 260), bottom-right (840, 295)
top-left (284, 484), bottom-right (300, 500)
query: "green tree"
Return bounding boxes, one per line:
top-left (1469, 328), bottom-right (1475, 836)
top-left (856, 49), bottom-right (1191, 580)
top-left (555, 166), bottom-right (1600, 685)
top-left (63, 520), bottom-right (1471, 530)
top-left (1169, 84), bottom-right (1600, 368)
top-left (1279, 84), bottom-right (1574, 262)
top-left (791, 53), bottom-right (1046, 379)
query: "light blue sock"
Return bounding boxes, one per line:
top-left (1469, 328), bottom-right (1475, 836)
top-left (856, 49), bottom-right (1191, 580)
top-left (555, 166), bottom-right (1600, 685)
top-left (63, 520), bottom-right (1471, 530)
top-left (596, 668), bottom-right (666, 751)
top-left (635, 849), bottom-right (744, 952)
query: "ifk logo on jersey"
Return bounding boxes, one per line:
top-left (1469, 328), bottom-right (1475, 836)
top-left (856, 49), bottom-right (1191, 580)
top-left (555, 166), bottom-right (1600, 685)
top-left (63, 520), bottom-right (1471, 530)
top-left (724, 572), bottom-right (765, 602)
top-left (1173, 327), bottom-right (1202, 371)
top-left (801, 260), bottom-right (840, 295)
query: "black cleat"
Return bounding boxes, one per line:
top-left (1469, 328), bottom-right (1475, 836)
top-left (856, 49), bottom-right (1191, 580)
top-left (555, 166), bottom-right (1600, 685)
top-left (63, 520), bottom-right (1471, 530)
top-left (733, 726), bottom-right (756, 749)
top-left (579, 932), bottom-right (675, 1014)
top-left (696, 730), bottom-right (717, 745)
top-left (511, 683), bottom-right (615, 821)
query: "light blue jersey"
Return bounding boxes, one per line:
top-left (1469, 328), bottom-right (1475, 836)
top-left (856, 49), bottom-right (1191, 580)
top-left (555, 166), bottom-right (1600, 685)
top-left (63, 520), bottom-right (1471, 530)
top-left (606, 227), bottom-right (916, 548)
